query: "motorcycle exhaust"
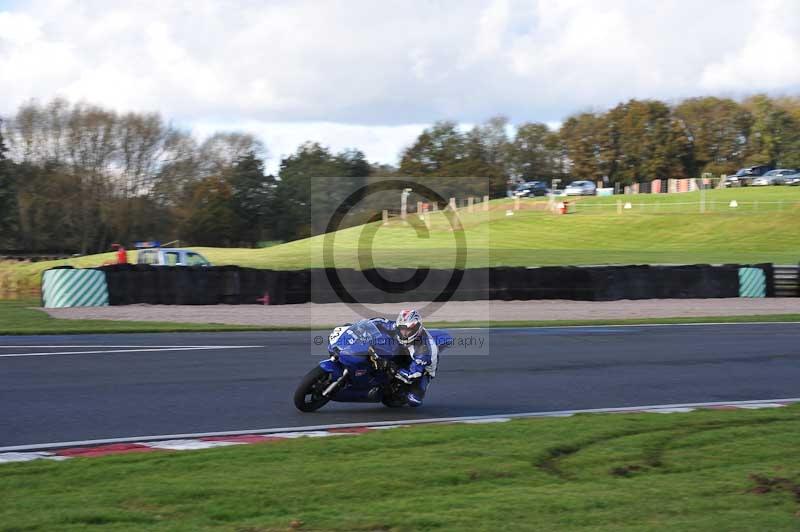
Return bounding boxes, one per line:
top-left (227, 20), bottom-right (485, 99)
top-left (322, 369), bottom-right (349, 397)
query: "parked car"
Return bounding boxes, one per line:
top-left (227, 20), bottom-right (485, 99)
top-left (784, 172), bottom-right (800, 186)
top-left (514, 181), bottom-right (550, 197)
top-left (752, 169), bottom-right (795, 186)
top-left (564, 180), bottom-right (597, 196)
top-left (723, 165), bottom-right (774, 187)
top-left (137, 248), bottom-right (212, 267)
top-left (752, 175), bottom-right (780, 186)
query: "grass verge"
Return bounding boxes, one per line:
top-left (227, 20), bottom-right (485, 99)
top-left (0, 300), bottom-right (267, 335)
top-left (2, 406), bottom-right (800, 531)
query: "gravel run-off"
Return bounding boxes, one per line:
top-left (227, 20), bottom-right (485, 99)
top-left (42, 298), bottom-right (800, 327)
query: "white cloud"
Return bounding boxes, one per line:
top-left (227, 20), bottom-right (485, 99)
top-left (700, 0), bottom-right (800, 91)
top-left (475, 0), bottom-right (511, 58)
top-left (0, 11), bottom-right (42, 44)
top-left (1, 0), bottom-right (798, 168)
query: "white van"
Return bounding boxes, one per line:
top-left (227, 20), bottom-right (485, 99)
top-left (136, 248), bottom-right (212, 267)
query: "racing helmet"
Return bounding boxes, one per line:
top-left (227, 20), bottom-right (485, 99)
top-left (396, 309), bottom-right (423, 345)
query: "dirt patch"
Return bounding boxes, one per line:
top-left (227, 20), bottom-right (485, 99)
top-left (41, 298), bottom-right (800, 327)
top-left (610, 465), bottom-right (643, 477)
top-left (747, 473), bottom-right (800, 502)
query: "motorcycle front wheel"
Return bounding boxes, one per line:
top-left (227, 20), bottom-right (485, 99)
top-left (293, 366), bottom-right (332, 412)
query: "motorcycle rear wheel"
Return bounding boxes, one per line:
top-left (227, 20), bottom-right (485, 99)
top-left (381, 395), bottom-right (407, 408)
top-left (294, 366), bottom-right (332, 412)
top-left (381, 382), bottom-right (408, 407)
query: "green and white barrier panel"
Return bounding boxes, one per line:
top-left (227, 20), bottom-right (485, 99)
top-left (738, 267), bottom-right (766, 298)
top-left (42, 269), bottom-right (109, 308)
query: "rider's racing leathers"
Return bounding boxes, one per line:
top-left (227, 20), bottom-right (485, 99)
top-left (370, 317), bottom-right (438, 405)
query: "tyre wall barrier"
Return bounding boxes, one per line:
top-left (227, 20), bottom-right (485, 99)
top-left (96, 265), bottom-right (293, 306)
top-left (44, 263), bottom-right (773, 306)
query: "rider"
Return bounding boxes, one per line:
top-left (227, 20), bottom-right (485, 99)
top-left (372, 309), bottom-right (438, 406)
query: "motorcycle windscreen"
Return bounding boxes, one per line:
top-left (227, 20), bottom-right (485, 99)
top-left (330, 320), bottom-right (379, 352)
top-left (331, 319), bottom-right (397, 358)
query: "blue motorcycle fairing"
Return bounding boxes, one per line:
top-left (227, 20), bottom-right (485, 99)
top-left (330, 386), bottom-right (384, 402)
top-left (318, 358), bottom-right (344, 377)
top-left (321, 352), bottom-right (391, 385)
top-left (320, 355), bottom-right (392, 403)
top-left (337, 353), bottom-right (376, 368)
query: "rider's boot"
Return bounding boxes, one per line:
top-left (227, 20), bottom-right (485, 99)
top-left (407, 374), bottom-right (431, 407)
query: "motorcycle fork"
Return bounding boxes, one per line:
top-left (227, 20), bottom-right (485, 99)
top-left (322, 368), bottom-right (350, 397)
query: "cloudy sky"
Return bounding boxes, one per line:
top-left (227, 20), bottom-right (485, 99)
top-left (1, 0), bottom-right (799, 171)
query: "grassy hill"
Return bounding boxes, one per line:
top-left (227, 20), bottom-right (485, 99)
top-left (2, 187), bottom-right (799, 298)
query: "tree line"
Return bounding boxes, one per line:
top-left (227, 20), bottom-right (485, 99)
top-left (1, 94), bottom-right (799, 254)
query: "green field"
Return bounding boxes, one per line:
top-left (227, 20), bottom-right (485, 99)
top-left (2, 187), bottom-right (799, 298)
top-left (2, 406), bottom-right (799, 531)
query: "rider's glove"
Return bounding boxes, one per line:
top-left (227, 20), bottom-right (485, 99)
top-left (395, 367), bottom-right (423, 384)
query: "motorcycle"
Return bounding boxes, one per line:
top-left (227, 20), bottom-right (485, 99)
top-left (294, 319), bottom-right (453, 412)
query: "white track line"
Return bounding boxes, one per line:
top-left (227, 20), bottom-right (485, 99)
top-left (0, 345), bottom-right (250, 348)
top-left (0, 346), bottom-right (262, 358)
top-left (3, 397), bottom-right (798, 453)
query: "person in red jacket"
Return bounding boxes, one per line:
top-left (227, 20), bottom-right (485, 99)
top-left (111, 243), bottom-right (128, 264)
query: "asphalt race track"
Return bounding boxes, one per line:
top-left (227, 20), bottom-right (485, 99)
top-left (2, 323), bottom-right (799, 447)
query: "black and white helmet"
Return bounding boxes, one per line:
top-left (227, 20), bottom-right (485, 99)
top-left (396, 309), bottom-right (423, 345)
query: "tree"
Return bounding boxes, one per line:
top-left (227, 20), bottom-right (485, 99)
top-left (8, 100), bottom-right (120, 252)
top-left (770, 96), bottom-right (800, 168)
top-left (181, 176), bottom-right (239, 246)
top-left (0, 121), bottom-right (6, 163)
top-left (742, 94), bottom-right (800, 168)
top-left (463, 116), bottom-right (510, 196)
top-left (560, 101), bottom-right (691, 186)
top-left (198, 132), bottom-right (265, 177)
top-left (399, 121), bottom-right (465, 177)
top-left (151, 130), bottom-right (202, 207)
top-left (560, 112), bottom-right (603, 182)
top-left (13, 161), bottom-right (81, 252)
top-left (273, 143), bottom-right (370, 241)
top-left (606, 100), bottom-right (689, 185)
top-left (227, 152), bottom-right (275, 245)
top-left (454, 125), bottom-right (506, 196)
top-left (508, 122), bottom-right (561, 182)
top-left (274, 142), bottom-right (333, 241)
top-left (0, 120), bottom-right (19, 248)
top-left (2, 98), bottom-right (272, 252)
top-left (399, 119), bottom-right (505, 198)
top-left (674, 97), bottom-right (752, 176)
